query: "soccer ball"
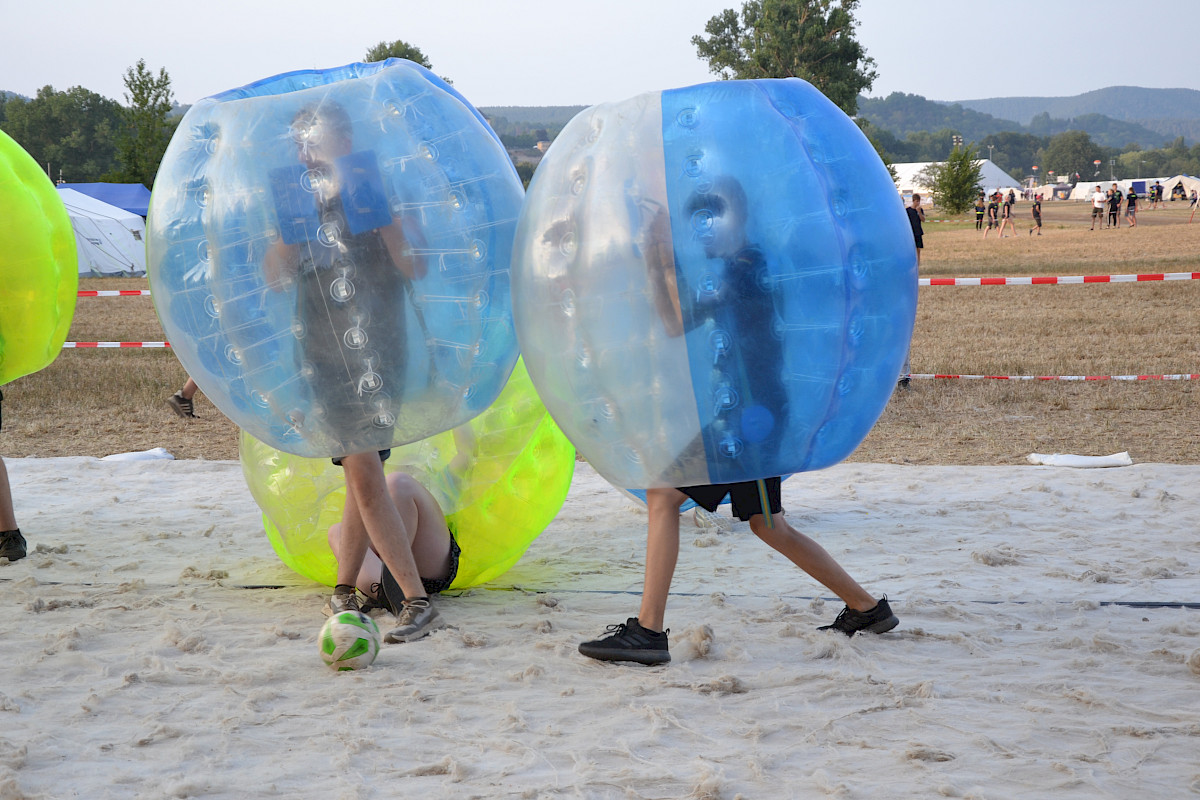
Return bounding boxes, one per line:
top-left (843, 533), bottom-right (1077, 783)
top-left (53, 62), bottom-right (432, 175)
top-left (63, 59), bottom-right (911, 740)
top-left (318, 611), bottom-right (381, 671)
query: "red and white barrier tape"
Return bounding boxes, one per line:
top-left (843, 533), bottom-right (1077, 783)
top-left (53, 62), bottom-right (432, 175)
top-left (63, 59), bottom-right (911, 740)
top-left (81, 274), bottom-right (1199, 294)
top-left (910, 373), bottom-right (1197, 381)
top-left (920, 272), bottom-right (1200, 286)
top-left (63, 342), bottom-right (170, 348)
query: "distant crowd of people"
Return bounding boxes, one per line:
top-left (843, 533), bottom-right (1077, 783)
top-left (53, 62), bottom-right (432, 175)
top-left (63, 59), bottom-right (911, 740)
top-left (974, 189), bottom-right (1042, 238)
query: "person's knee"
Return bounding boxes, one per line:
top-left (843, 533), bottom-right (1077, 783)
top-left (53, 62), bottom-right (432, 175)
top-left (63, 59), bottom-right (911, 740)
top-left (385, 471), bottom-right (421, 499)
top-left (646, 488), bottom-right (686, 514)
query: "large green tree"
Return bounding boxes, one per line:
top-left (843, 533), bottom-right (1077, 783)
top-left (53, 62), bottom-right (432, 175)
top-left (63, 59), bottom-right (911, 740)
top-left (1038, 130), bottom-right (1102, 185)
top-left (692, 0), bottom-right (876, 116)
top-left (917, 144), bottom-right (983, 214)
top-left (2, 85), bottom-right (123, 181)
top-left (114, 59), bottom-right (175, 188)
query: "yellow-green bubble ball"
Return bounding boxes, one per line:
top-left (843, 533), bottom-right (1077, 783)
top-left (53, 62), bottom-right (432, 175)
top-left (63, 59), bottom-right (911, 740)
top-left (0, 130), bottom-right (78, 385)
top-left (240, 359), bottom-right (575, 588)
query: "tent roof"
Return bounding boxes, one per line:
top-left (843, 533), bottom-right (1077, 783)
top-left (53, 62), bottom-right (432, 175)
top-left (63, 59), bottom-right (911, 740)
top-left (57, 187), bottom-right (144, 224)
top-left (56, 182), bottom-right (151, 216)
top-left (892, 159), bottom-right (1021, 195)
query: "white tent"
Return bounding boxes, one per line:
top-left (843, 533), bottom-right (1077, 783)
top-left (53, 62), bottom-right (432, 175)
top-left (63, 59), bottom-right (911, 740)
top-left (892, 159), bottom-right (1022, 199)
top-left (1163, 174), bottom-right (1200, 202)
top-left (57, 187), bottom-right (147, 276)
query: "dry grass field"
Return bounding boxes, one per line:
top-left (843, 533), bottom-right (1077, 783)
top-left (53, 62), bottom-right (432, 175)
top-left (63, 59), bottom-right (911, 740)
top-left (1, 199), bottom-right (1197, 465)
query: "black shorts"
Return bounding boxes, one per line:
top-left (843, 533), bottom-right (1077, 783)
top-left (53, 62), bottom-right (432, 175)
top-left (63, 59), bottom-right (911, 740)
top-left (913, 235), bottom-right (923, 249)
top-left (331, 449), bottom-right (391, 467)
top-left (375, 528), bottom-right (461, 612)
top-left (678, 477), bottom-right (783, 521)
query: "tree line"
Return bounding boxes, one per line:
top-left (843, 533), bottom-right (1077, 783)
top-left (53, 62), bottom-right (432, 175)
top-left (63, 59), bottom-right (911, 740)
top-left (6, 3), bottom-right (1193, 195)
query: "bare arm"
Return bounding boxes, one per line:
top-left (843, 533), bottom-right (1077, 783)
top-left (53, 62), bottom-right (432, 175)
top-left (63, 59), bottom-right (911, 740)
top-left (263, 240), bottom-right (299, 291)
top-left (379, 219), bottom-right (426, 281)
top-left (644, 207), bottom-right (684, 337)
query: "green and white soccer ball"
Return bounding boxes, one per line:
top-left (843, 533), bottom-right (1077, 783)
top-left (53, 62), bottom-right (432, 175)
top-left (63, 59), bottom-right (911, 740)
top-left (318, 610), bottom-right (381, 671)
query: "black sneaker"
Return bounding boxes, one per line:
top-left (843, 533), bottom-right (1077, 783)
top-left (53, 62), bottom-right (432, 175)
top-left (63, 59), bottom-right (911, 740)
top-left (579, 618), bottom-right (670, 665)
top-left (167, 391), bottom-right (197, 419)
top-left (818, 597), bottom-right (899, 637)
top-left (0, 529), bottom-right (26, 562)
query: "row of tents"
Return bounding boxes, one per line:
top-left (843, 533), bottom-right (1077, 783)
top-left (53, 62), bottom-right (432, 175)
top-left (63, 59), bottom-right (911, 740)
top-left (1063, 174), bottom-right (1200, 202)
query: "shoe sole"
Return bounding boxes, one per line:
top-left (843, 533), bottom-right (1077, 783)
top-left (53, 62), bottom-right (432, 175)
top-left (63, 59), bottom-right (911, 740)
top-left (860, 614), bottom-right (900, 635)
top-left (384, 617), bottom-right (444, 644)
top-left (578, 644), bottom-right (670, 665)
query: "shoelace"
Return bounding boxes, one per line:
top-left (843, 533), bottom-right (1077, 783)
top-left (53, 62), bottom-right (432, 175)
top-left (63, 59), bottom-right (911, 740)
top-left (396, 598), bottom-right (430, 625)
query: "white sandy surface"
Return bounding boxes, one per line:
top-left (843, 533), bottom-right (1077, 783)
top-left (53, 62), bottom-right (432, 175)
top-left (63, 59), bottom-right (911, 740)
top-left (2, 457), bottom-right (1198, 799)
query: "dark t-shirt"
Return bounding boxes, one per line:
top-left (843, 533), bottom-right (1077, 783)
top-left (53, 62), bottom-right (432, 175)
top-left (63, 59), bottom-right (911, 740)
top-left (1107, 192), bottom-right (1121, 211)
top-left (906, 206), bottom-right (924, 238)
top-left (678, 245), bottom-right (785, 474)
top-left (294, 195), bottom-right (410, 443)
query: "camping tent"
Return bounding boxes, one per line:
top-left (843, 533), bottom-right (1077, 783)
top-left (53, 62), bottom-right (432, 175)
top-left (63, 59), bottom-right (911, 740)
top-left (56, 182), bottom-right (151, 217)
top-left (1163, 174), bottom-right (1200, 202)
top-left (892, 159), bottom-right (1021, 198)
top-left (57, 188), bottom-right (147, 276)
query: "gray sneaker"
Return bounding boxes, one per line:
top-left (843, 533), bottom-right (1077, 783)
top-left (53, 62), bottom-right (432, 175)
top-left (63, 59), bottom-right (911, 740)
top-left (322, 585), bottom-right (362, 617)
top-left (167, 391), bottom-right (197, 419)
top-left (384, 597), bottom-right (442, 643)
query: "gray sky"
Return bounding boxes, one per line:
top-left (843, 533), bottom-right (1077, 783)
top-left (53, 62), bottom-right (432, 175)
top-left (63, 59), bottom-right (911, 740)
top-left (3, 0), bottom-right (1197, 108)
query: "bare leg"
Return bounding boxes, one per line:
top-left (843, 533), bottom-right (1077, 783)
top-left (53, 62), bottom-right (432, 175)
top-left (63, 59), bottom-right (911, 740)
top-left (339, 452), bottom-right (425, 599)
top-left (181, 377), bottom-right (198, 400)
top-left (329, 471), bottom-right (452, 598)
top-left (0, 458), bottom-right (17, 532)
top-left (637, 488), bottom-right (687, 632)
top-left (748, 515), bottom-right (876, 611)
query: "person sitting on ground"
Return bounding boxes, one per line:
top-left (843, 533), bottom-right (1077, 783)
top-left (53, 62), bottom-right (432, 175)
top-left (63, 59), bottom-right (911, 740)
top-left (326, 468), bottom-right (460, 643)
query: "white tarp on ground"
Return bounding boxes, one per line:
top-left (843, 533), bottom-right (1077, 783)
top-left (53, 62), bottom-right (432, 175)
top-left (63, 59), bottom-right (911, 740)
top-left (57, 187), bottom-right (147, 276)
top-left (893, 159), bottom-right (1021, 198)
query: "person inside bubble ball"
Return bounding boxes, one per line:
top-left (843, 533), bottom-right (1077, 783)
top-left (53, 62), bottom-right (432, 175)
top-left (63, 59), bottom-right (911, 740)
top-left (580, 176), bottom-right (898, 666)
top-left (263, 100), bottom-right (443, 642)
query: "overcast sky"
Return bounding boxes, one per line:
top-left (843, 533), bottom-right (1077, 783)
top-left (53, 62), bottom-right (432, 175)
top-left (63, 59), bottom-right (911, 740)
top-left (3, 0), bottom-right (1197, 109)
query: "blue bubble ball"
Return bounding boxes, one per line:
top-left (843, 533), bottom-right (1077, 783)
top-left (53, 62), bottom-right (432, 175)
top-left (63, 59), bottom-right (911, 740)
top-left (148, 60), bottom-right (522, 458)
top-left (512, 79), bottom-right (917, 488)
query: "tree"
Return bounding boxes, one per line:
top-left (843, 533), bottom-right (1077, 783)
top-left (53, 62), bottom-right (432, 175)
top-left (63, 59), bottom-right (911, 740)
top-left (692, 0), bottom-right (876, 116)
top-left (917, 144), bottom-right (983, 214)
top-left (1040, 130), bottom-right (1101, 185)
top-left (2, 85), bottom-right (123, 181)
top-left (115, 59), bottom-right (175, 187)
top-left (364, 40), bottom-right (433, 68)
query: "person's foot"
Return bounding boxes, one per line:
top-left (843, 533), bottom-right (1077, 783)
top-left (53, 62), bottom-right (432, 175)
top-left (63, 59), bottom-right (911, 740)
top-left (0, 529), bottom-right (26, 562)
top-left (384, 597), bottom-right (442, 643)
top-left (167, 391), bottom-right (197, 419)
top-left (323, 584), bottom-right (362, 616)
top-left (818, 597), bottom-right (899, 637)
top-left (579, 618), bottom-right (670, 665)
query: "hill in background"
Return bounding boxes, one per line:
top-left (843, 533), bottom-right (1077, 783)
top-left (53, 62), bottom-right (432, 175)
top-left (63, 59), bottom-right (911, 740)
top-left (859, 89), bottom-right (1192, 150)
top-left (951, 86), bottom-right (1200, 144)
